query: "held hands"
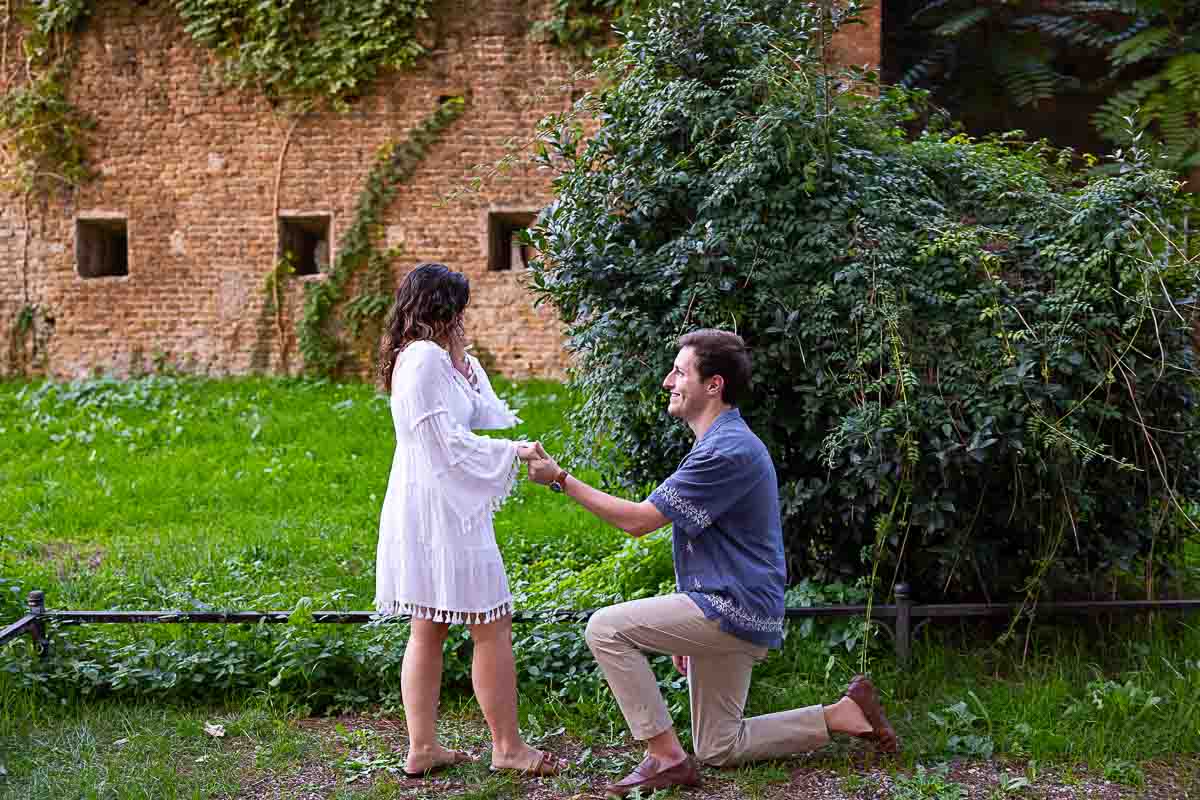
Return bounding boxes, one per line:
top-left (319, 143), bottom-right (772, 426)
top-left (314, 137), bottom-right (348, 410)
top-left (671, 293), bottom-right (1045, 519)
top-left (673, 654), bottom-right (689, 676)
top-left (515, 441), bottom-right (562, 486)
top-left (525, 442), bottom-right (561, 486)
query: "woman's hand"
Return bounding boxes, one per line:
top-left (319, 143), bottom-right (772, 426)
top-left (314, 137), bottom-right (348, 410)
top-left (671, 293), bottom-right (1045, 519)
top-left (448, 329), bottom-right (469, 377)
top-left (447, 327), bottom-right (480, 389)
top-left (516, 441), bottom-right (541, 462)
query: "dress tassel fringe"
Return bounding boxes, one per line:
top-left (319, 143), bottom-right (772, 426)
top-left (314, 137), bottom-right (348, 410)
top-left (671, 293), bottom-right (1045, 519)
top-left (375, 600), bottom-right (513, 626)
top-left (490, 455), bottom-right (521, 514)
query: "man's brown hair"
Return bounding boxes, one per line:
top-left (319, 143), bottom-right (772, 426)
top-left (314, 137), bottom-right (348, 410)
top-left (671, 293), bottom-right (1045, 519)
top-left (677, 329), bottom-right (752, 406)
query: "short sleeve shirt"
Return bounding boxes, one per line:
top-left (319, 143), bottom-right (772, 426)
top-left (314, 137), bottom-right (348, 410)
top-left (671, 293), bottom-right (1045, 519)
top-left (647, 409), bottom-right (787, 648)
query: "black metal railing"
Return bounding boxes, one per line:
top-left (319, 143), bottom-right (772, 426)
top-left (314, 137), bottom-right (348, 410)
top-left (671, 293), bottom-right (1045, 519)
top-left (4, 587), bottom-right (1200, 666)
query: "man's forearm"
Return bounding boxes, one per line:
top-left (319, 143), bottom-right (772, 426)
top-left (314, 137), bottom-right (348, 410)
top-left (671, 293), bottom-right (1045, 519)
top-left (562, 475), bottom-right (665, 537)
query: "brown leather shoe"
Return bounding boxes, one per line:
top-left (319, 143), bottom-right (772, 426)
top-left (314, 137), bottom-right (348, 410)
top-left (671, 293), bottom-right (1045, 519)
top-left (844, 674), bottom-right (899, 753)
top-left (603, 755), bottom-right (701, 798)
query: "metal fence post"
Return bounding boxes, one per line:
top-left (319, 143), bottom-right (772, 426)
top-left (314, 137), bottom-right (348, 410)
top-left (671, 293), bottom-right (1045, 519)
top-left (894, 582), bottom-right (912, 668)
top-left (27, 590), bottom-right (48, 658)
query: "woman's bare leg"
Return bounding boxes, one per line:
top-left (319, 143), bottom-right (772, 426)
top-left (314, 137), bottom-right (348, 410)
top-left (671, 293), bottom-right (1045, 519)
top-left (468, 614), bottom-right (547, 770)
top-left (401, 618), bottom-right (464, 773)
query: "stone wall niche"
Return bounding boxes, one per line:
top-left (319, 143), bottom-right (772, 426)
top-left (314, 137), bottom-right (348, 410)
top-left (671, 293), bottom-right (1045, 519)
top-left (76, 217), bottom-right (129, 279)
top-left (487, 210), bottom-right (537, 272)
top-left (278, 214), bottom-right (331, 276)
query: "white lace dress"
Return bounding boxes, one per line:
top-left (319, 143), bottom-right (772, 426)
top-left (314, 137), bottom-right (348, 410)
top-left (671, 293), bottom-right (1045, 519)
top-left (374, 339), bottom-right (522, 624)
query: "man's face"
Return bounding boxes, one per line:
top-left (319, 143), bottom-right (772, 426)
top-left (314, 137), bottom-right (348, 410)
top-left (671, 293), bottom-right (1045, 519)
top-left (663, 347), bottom-right (708, 420)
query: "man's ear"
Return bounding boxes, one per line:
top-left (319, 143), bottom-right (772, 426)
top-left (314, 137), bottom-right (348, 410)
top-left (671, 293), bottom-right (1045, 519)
top-left (708, 375), bottom-right (725, 397)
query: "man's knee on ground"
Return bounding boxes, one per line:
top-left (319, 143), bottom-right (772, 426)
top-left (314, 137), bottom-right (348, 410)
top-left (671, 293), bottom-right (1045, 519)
top-left (694, 736), bottom-right (740, 768)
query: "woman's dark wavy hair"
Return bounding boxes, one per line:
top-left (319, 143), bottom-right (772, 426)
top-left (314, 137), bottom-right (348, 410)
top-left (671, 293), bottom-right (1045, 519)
top-left (378, 263), bottom-right (470, 392)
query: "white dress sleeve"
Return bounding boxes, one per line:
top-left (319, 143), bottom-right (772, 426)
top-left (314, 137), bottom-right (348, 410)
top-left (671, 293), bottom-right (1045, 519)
top-left (393, 344), bottom-right (519, 521)
top-left (413, 412), bottom-right (519, 517)
top-left (468, 353), bottom-right (521, 430)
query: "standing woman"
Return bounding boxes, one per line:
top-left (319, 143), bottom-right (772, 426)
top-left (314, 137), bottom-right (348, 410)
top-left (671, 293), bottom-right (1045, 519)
top-left (375, 263), bottom-right (561, 777)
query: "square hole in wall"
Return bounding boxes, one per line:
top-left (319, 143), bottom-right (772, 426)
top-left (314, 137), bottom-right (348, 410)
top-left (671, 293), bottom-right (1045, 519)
top-left (487, 211), bottom-right (537, 272)
top-left (279, 215), bottom-right (331, 276)
top-left (76, 218), bottom-right (129, 279)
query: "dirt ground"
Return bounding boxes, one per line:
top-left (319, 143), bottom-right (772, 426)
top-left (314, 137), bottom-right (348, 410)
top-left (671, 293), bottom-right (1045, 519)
top-left (229, 714), bottom-right (1200, 799)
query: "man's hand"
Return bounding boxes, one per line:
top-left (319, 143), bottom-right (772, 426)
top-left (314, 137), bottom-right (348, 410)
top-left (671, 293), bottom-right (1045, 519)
top-left (673, 655), bottom-right (688, 676)
top-left (527, 444), bottom-right (668, 536)
top-left (526, 450), bottom-right (561, 485)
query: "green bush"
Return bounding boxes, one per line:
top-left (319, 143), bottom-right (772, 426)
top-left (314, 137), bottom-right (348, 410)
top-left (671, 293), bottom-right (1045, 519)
top-left (529, 0), bottom-right (1200, 600)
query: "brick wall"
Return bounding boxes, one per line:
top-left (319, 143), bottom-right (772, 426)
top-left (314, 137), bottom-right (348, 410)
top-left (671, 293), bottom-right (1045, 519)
top-left (830, 3), bottom-right (882, 70)
top-left (0, 0), bottom-right (880, 381)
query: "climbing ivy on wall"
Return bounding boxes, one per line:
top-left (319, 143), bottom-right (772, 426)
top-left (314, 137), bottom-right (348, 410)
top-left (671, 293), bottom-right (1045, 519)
top-left (172, 0), bottom-right (433, 107)
top-left (0, 2), bottom-right (93, 373)
top-left (1, 0), bottom-right (625, 196)
top-left (0, 1), bottom-right (596, 376)
top-left (1, 0), bottom-right (435, 197)
top-left (0, 0), bottom-right (94, 194)
top-left (532, 0), bottom-right (647, 57)
top-left (295, 96), bottom-right (468, 378)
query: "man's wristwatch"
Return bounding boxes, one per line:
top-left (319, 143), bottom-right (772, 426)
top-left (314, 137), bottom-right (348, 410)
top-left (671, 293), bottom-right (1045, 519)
top-left (549, 469), bottom-right (569, 494)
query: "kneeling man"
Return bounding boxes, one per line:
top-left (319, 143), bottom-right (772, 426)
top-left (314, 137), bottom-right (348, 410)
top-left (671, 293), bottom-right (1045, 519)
top-left (528, 329), bottom-right (897, 798)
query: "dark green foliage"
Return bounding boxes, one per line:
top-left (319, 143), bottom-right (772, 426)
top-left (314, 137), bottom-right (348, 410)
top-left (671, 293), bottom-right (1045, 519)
top-left (900, 3), bottom-right (1086, 109)
top-left (900, 1), bottom-right (1200, 173)
top-left (1092, 3), bottom-right (1200, 170)
top-left (529, 0), bottom-right (1200, 600)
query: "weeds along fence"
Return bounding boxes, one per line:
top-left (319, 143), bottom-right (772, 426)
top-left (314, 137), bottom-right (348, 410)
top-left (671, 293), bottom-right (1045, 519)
top-left (4, 588), bottom-right (1200, 668)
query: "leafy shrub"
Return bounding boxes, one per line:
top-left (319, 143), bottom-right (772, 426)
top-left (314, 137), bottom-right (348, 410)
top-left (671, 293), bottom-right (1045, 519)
top-left (1102, 758), bottom-right (1146, 787)
top-left (1065, 678), bottom-right (1164, 725)
top-left (892, 764), bottom-right (967, 800)
top-left (928, 693), bottom-right (996, 758)
top-left (529, 0), bottom-right (1199, 600)
top-left (783, 578), bottom-right (876, 653)
top-left (516, 529), bottom-right (675, 610)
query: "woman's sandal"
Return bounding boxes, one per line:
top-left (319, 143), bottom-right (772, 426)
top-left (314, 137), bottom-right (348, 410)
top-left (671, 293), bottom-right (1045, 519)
top-left (488, 749), bottom-right (564, 777)
top-left (403, 749), bottom-right (475, 779)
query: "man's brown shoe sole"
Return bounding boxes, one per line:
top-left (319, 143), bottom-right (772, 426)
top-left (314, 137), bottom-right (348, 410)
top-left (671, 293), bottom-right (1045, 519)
top-left (845, 674), bottom-right (899, 753)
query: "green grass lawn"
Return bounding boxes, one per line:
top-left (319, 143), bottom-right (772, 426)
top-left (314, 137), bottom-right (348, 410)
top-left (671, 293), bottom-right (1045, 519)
top-left (0, 375), bottom-right (618, 613)
top-left (1, 375), bottom-right (1198, 799)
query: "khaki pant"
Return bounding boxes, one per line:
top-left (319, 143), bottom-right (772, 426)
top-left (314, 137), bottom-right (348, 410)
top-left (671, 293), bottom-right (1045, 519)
top-left (585, 593), bottom-right (829, 767)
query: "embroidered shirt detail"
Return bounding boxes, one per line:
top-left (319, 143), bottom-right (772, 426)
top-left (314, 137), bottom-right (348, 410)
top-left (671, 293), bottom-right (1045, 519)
top-left (700, 593), bottom-right (785, 634)
top-left (685, 541), bottom-right (695, 555)
top-left (654, 484), bottom-right (712, 530)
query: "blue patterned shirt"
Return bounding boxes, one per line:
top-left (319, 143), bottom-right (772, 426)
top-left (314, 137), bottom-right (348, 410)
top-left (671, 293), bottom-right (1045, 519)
top-left (647, 409), bottom-right (787, 648)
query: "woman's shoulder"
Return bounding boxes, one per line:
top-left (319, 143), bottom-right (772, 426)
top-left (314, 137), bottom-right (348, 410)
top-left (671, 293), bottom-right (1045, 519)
top-left (392, 340), bottom-right (451, 388)
top-left (399, 339), bottom-right (448, 365)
